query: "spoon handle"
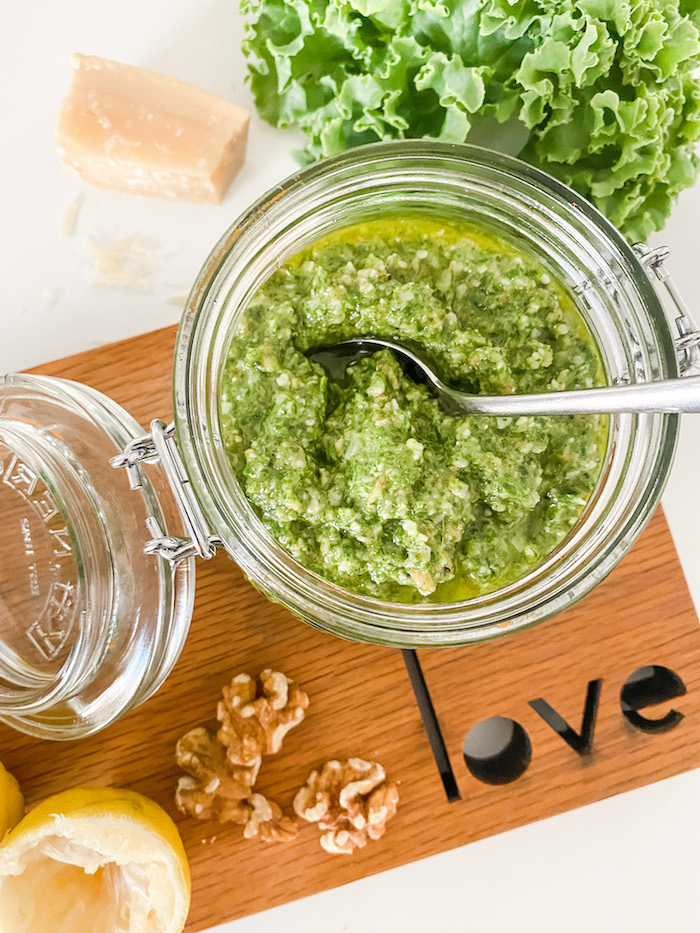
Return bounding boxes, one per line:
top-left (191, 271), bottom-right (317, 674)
top-left (444, 375), bottom-right (700, 416)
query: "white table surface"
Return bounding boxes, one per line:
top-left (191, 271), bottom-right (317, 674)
top-left (3, 2), bottom-right (700, 930)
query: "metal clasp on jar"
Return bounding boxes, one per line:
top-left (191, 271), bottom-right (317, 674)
top-left (110, 420), bottom-right (221, 562)
top-left (634, 243), bottom-right (700, 374)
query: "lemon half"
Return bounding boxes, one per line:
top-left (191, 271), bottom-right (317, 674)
top-left (0, 786), bottom-right (191, 933)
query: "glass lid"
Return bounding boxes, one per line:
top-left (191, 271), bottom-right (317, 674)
top-left (0, 374), bottom-right (194, 739)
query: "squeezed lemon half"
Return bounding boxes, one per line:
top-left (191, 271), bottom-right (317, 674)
top-left (0, 786), bottom-right (191, 933)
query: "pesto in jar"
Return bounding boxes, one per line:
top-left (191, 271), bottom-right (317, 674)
top-left (220, 218), bottom-right (605, 602)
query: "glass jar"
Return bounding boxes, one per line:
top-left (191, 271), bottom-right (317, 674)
top-left (2, 141), bottom-right (698, 739)
top-left (0, 375), bottom-right (194, 738)
top-left (170, 141), bottom-right (696, 648)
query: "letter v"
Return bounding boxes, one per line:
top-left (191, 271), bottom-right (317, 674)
top-left (529, 679), bottom-right (603, 755)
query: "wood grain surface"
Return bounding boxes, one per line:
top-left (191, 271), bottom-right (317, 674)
top-left (2, 325), bottom-right (699, 932)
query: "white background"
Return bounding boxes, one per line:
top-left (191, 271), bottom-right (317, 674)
top-left (2, 2), bottom-right (700, 930)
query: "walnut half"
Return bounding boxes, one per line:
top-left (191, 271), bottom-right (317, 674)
top-left (242, 793), bottom-right (298, 843)
top-left (175, 727), bottom-right (256, 823)
top-left (218, 670), bottom-right (310, 766)
top-left (293, 758), bottom-right (399, 854)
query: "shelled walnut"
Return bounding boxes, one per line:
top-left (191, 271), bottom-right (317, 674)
top-left (175, 670), bottom-right (308, 843)
top-left (218, 670), bottom-right (309, 765)
top-left (293, 758), bottom-right (399, 854)
top-left (175, 727), bottom-right (255, 823)
top-left (242, 794), bottom-right (298, 843)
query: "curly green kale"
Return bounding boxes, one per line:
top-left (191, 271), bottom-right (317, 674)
top-left (241, 0), bottom-right (700, 240)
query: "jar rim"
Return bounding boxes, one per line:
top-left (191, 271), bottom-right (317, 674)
top-left (174, 140), bottom-right (679, 647)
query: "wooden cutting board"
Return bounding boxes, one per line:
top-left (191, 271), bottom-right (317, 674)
top-left (2, 325), bottom-right (700, 932)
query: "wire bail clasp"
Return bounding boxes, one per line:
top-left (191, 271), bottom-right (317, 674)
top-left (634, 243), bottom-right (700, 374)
top-left (110, 420), bottom-right (220, 562)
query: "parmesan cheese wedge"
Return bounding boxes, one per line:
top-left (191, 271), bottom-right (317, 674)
top-left (55, 54), bottom-right (250, 204)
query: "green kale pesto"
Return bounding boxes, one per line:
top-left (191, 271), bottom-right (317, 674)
top-left (220, 218), bottom-right (605, 601)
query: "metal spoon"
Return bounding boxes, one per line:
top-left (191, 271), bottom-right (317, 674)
top-left (308, 337), bottom-right (700, 415)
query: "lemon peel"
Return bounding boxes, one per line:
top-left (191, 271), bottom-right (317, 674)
top-left (0, 762), bottom-right (24, 839)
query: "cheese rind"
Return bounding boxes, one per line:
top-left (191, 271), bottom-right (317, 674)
top-left (55, 54), bottom-right (250, 204)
